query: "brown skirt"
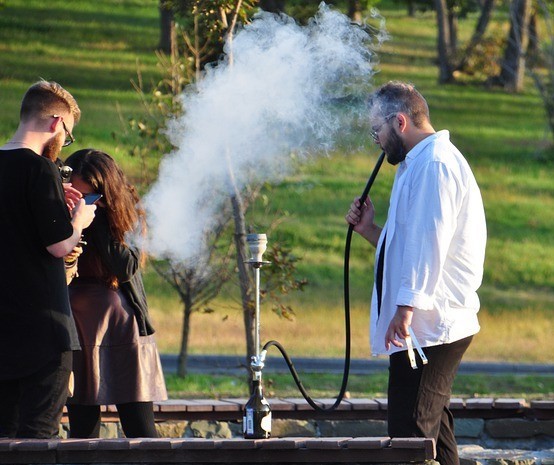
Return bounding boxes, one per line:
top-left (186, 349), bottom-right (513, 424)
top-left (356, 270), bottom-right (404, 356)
top-left (67, 281), bottom-right (167, 405)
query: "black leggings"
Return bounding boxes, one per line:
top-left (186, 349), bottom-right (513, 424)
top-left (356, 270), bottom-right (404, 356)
top-left (67, 402), bottom-right (158, 438)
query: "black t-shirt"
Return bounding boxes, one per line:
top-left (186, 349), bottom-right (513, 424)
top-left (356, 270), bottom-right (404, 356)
top-left (0, 148), bottom-right (80, 379)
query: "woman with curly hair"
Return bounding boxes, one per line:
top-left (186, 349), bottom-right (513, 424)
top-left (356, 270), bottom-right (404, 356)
top-left (64, 149), bottom-right (166, 438)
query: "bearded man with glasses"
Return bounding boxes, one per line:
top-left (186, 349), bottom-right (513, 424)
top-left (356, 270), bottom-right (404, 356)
top-left (346, 81), bottom-right (487, 465)
top-left (0, 80), bottom-right (96, 438)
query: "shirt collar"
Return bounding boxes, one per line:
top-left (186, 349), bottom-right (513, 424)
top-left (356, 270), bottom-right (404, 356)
top-left (399, 130), bottom-right (450, 169)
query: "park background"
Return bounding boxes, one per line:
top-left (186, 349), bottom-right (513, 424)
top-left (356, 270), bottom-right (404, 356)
top-left (0, 0), bottom-right (553, 397)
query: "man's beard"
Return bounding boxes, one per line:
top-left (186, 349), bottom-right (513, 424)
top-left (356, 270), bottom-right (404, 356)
top-left (42, 133), bottom-right (64, 162)
top-left (384, 129), bottom-right (408, 166)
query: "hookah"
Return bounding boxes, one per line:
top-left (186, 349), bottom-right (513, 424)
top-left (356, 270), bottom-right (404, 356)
top-left (243, 151), bottom-right (386, 439)
top-left (243, 233), bottom-right (272, 439)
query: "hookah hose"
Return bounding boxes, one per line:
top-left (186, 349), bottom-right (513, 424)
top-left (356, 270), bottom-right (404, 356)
top-left (262, 151), bottom-right (386, 412)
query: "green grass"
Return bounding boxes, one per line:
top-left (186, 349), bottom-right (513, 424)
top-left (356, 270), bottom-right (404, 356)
top-left (165, 372), bottom-right (554, 400)
top-left (1, 0), bottom-right (554, 397)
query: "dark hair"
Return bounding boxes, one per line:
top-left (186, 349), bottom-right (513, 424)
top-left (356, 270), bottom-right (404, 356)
top-left (64, 149), bottom-right (145, 246)
top-left (369, 81), bottom-right (430, 128)
top-left (20, 80), bottom-right (81, 124)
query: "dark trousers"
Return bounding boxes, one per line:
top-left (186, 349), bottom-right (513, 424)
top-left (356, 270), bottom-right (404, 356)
top-left (67, 402), bottom-right (158, 438)
top-left (0, 351), bottom-right (72, 438)
top-left (387, 336), bottom-right (472, 465)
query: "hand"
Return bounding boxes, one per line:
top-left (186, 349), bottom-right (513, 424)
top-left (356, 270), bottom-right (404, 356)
top-left (345, 196), bottom-right (380, 245)
top-left (72, 198), bottom-right (96, 230)
top-left (63, 183), bottom-right (82, 211)
top-left (385, 306), bottom-right (413, 351)
top-left (64, 245), bottom-right (83, 264)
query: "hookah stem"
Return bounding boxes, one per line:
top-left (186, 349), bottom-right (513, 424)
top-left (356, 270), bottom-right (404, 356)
top-left (263, 151), bottom-right (386, 412)
top-left (255, 265), bottom-right (260, 360)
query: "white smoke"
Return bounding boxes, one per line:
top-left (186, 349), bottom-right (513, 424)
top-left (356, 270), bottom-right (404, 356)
top-left (144, 3), bottom-right (384, 263)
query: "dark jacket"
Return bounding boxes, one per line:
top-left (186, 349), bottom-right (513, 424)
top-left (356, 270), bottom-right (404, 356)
top-left (78, 207), bottom-right (155, 336)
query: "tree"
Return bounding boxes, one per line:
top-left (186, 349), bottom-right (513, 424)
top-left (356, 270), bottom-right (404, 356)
top-left (528, 0), bottom-right (554, 140)
top-left (349, 0), bottom-right (363, 23)
top-left (434, 0), bottom-right (455, 83)
top-left (152, 225), bottom-right (234, 376)
top-left (455, 0), bottom-right (496, 73)
top-left (159, 0), bottom-right (176, 54)
top-left (490, 0), bottom-right (532, 91)
top-left (259, 0), bottom-right (286, 12)
top-left (130, 0), bottom-right (307, 376)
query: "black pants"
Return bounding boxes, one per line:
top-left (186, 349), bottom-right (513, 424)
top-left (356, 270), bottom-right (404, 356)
top-left (67, 402), bottom-right (158, 438)
top-left (0, 351), bottom-right (72, 438)
top-left (387, 336), bottom-right (472, 465)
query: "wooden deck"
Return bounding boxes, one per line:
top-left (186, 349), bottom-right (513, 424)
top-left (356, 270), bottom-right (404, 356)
top-left (0, 437), bottom-right (436, 464)
top-left (90, 397), bottom-right (553, 423)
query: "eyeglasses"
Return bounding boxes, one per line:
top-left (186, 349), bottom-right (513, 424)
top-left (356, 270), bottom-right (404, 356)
top-left (370, 113), bottom-right (396, 142)
top-left (52, 115), bottom-right (75, 147)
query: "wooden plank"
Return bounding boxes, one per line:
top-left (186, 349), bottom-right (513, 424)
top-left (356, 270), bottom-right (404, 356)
top-left (175, 438), bottom-right (217, 450)
top-left (135, 438), bottom-right (182, 450)
top-left (305, 437), bottom-right (352, 449)
top-left (282, 397), bottom-right (323, 410)
top-left (375, 398), bottom-right (388, 410)
top-left (465, 398), bottom-right (494, 409)
top-left (346, 437), bottom-right (391, 449)
top-left (11, 439), bottom-right (58, 451)
top-left (210, 400), bottom-right (243, 412)
top-left (390, 438), bottom-right (427, 449)
top-left (449, 398), bottom-right (465, 409)
top-left (346, 398), bottom-right (380, 410)
top-left (157, 399), bottom-right (205, 412)
top-left (95, 438), bottom-right (136, 449)
top-left (531, 400), bottom-right (554, 409)
top-left (493, 398), bottom-right (526, 409)
top-left (214, 438), bottom-right (261, 449)
top-left (256, 437), bottom-right (307, 449)
top-left (391, 437), bottom-right (436, 459)
top-left (56, 438), bottom-right (100, 450)
top-left (185, 399), bottom-right (218, 412)
top-left (314, 398), bottom-right (352, 411)
top-left (0, 440), bottom-right (58, 464)
top-left (266, 398), bottom-right (297, 411)
top-left (0, 440), bottom-right (13, 452)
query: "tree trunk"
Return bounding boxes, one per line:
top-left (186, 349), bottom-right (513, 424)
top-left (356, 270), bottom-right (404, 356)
top-left (434, 0), bottom-right (455, 83)
top-left (447, 8), bottom-right (458, 55)
top-left (348, 0), bottom-right (363, 24)
top-left (494, 0), bottom-right (532, 92)
top-left (177, 291), bottom-right (193, 377)
top-left (259, 0), bottom-right (286, 13)
top-left (456, 0), bottom-right (496, 71)
top-left (158, 1), bottom-right (175, 54)
top-left (526, 11), bottom-right (539, 68)
top-left (230, 194), bottom-right (255, 367)
top-left (407, 0), bottom-right (416, 18)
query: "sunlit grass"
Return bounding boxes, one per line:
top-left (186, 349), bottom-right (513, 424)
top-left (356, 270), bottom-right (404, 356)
top-left (164, 372), bottom-right (554, 399)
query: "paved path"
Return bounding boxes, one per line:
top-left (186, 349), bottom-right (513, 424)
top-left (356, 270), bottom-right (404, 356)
top-left (160, 354), bottom-right (554, 376)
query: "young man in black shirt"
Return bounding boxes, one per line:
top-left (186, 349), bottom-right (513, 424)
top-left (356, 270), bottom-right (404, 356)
top-left (0, 80), bottom-right (96, 438)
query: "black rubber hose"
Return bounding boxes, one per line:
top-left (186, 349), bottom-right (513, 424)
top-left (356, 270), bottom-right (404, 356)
top-left (262, 151), bottom-right (386, 412)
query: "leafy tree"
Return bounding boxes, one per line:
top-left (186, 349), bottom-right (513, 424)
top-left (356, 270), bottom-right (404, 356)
top-left (130, 0), bottom-right (307, 376)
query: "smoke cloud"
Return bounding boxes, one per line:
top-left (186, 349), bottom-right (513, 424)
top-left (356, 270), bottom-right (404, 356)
top-left (144, 3), bottom-right (384, 263)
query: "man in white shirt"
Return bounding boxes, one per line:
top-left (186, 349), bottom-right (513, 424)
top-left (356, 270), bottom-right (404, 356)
top-left (346, 81), bottom-right (486, 465)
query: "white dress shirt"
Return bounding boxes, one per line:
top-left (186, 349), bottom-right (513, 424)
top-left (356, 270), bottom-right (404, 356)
top-left (370, 130), bottom-right (487, 356)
